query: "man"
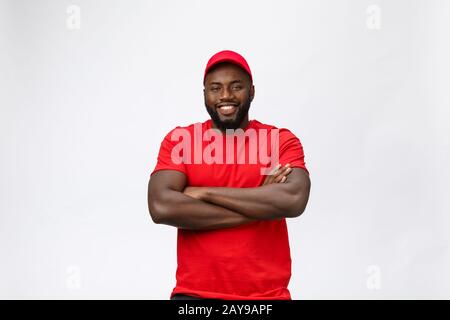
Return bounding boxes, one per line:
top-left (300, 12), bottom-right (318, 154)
top-left (147, 50), bottom-right (311, 300)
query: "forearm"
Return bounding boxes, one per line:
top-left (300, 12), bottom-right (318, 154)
top-left (149, 189), bottom-right (255, 230)
top-left (200, 184), bottom-right (302, 220)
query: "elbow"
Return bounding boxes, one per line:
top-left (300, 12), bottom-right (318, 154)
top-left (148, 196), bottom-right (169, 225)
top-left (286, 200), bottom-right (307, 218)
top-left (147, 180), bottom-right (175, 225)
top-left (285, 185), bottom-right (310, 218)
top-left (149, 210), bottom-right (163, 224)
top-left (148, 203), bottom-right (163, 224)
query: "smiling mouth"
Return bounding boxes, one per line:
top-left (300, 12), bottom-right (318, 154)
top-left (217, 105), bottom-right (238, 116)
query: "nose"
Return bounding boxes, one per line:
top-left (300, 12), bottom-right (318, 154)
top-left (219, 86), bottom-right (234, 101)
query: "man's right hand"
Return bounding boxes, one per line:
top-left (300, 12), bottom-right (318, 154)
top-left (262, 163), bottom-right (293, 186)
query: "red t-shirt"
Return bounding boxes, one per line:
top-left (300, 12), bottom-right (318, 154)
top-left (151, 119), bottom-right (308, 300)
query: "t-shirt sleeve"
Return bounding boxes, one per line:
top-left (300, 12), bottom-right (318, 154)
top-left (278, 128), bottom-right (309, 175)
top-left (150, 127), bottom-right (187, 176)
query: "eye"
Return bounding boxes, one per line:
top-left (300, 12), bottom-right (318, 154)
top-left (210, 87), bottom-right (220, 92)
top-left (232, 85), bottom-right (242, 91)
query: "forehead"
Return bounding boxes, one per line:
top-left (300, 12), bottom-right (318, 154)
top-left (205, 63), bottom-right (250, 84)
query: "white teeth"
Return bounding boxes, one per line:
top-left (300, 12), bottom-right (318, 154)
top-left (220, 106), bottom-right (235, 110)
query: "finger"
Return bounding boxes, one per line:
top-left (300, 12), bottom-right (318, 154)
top-left (273, 170), bottom-right (288, 183)
top-left (269, 164), bottom-right (282, 175)
top-left (277, 163), bottom-right (290, 173)
top-left (275, 176), bottom-right (287, 184)
top-left (262, 172), bottom-right (276, 185)
top-left (273, 164), bottom-right (291, 180)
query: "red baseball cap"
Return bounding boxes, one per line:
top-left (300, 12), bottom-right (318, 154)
top-left (203, 50), bottom-right (253, 83)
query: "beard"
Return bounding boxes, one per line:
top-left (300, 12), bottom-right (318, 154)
top-left (205, 96), bottom-right (251, 131)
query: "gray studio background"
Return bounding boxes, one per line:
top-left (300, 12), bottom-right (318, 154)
top-left (1, 0), bottom-right (449, 299)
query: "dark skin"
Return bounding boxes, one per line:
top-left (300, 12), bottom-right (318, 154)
top-left (203, 63), bottom-right (254, 132)
top-left (147, 63), bottom-right (311, 230)
top-left (148, 165), bottom-right (295, 230)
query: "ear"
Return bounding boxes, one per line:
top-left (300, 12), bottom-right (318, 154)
top-left (249, 85), bottom-right (255, 101)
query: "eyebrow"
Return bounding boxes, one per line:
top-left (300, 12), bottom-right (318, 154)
top-left (209, 80), bottom-right (243, 85)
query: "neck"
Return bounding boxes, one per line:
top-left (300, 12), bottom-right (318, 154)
top-left (211, 116), bottom-right (250, 133)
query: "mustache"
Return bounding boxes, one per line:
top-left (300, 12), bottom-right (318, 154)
top-left (205, 97), bottom-right (252, 131)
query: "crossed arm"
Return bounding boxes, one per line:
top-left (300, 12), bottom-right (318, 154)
top-left (147, 165), bottom-right (310, 230)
